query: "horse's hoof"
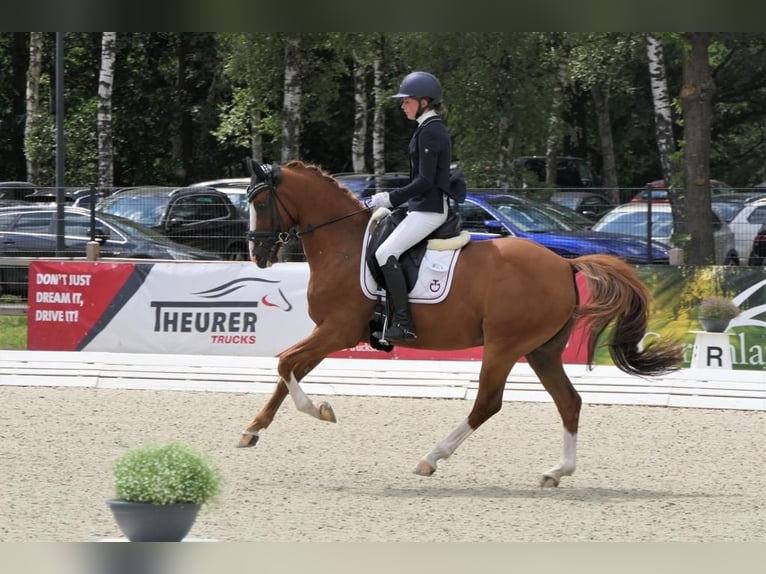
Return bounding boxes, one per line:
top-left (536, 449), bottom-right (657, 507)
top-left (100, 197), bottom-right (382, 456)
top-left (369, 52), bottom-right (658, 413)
top-left (319, 401), bottom-right (337, 423)
top-left (413, 460), bottom-right (436, 476)
top-left (540, 474), bottom-right (559, 488)
top-left (236, 431), bottom-right (259, 448)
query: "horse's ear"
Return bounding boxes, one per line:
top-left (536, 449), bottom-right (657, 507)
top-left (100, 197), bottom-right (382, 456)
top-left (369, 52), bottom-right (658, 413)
top-left (245, 157), bottom-right (268, 182)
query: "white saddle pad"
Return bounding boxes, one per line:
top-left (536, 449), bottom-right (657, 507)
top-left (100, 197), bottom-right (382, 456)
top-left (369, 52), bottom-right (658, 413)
top-left (359, 208), bottom-right (470, 304)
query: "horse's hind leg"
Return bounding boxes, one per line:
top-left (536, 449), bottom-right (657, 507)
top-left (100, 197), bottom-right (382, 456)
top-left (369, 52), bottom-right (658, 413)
top-left (414, 345), bottom-right (516, 476)
top-left (526, 342), bottom-right (582, 488)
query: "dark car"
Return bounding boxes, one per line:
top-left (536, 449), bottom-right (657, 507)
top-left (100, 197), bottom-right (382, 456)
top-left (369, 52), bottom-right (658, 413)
top-left (548, 190), bottom-right (615, 222)
top-left (458, 192), bottom-right (669, 264)
top-left (513, 156), bottom-right (602, 189)
top-left (333, 172), bottom-right (411, 198)
top-left (191, 178), bottom-right (250, 217)
top-left (748, 222), bottom-right (766, 265)
top-left (0, 205), bottom-right (220, 297)
top-left (0, 181), bottom-right (39, 201)
top-left (97, 186), bottom-right (248, 260)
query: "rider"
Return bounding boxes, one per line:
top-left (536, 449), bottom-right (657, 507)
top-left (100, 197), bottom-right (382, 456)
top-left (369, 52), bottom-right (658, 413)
top-left (365, 71), bottom-right (452, 342)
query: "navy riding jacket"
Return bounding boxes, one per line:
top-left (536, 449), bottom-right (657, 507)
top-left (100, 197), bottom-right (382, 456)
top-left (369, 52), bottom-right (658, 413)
top-left (387, 116), bottom-right (452, 213)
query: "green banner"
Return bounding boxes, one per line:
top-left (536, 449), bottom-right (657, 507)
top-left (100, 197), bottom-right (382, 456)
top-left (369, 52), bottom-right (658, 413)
top-left (592, 266), bottom-right (766, 370)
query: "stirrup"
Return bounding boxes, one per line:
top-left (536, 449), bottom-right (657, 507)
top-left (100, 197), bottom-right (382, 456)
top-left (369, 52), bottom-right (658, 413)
top-left (383, 324), bottom-right (417, 342)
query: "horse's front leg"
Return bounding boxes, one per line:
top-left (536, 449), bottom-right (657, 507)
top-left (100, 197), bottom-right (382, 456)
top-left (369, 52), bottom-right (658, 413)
top-left (237, 379), bottom-right (289, 448)
top-left (237, 322), bottom-right (358, 448)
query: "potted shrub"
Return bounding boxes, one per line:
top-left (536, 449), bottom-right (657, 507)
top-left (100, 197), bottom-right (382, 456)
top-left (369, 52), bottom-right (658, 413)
top-left (106, 442), bottom-right (222, 542)
top-left (698, 295), bottom-right (740, 332)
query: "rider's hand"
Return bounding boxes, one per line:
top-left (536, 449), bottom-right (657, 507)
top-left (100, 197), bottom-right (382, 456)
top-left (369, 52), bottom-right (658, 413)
top-left (365, 192), bottom-right (392, 209)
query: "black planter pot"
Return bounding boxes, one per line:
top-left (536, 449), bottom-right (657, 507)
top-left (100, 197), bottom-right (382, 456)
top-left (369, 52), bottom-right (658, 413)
top-left (700, 317), bottom-right (731, 333)
top-left (106, 499), bottom-right (200, 542)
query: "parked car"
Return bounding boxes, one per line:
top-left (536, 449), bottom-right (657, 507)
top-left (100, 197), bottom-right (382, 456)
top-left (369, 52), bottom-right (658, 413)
top-left (0, 181), bottom-right (38, 201)
top-left (592, 203), bottom-right (739, 265)
top-left (190, 178), bottom-right (250, 217)
top-left (457, 192), bottom-right (669, 264)
top-left (712, 197), bottom-right (766, 264)
top-left (548, 190), bottom-right (615, 222)
top-left (0, 205), bottom-right (220, 298)
top-left (631, 179), bottom-right (735, 202)
top-left (513, 156), bottom-right (601, 189)
top-left (333, 172), bottom-right (411, 198)
top-left (22, 187), bottom-right (103, 205)
top-left (96, 186), bottom-right (248, 260)
top-left (748, 222), bottom-right (766, 265)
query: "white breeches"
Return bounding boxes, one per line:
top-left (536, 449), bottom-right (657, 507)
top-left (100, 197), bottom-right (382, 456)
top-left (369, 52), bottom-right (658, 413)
top-left (375, 200), bottom-right (448, 267)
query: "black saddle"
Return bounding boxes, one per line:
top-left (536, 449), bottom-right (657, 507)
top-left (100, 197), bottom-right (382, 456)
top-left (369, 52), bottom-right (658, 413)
top-left (365, 207), bottom-right (463, 291)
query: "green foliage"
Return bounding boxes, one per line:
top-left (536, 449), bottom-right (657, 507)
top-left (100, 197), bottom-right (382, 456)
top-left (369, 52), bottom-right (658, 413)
top-left (113, 442), bottom-right (222, 505)
top-left (0, 315), bottom-right (26, 349)
top-left (2, 32), bottom-right (766, 189)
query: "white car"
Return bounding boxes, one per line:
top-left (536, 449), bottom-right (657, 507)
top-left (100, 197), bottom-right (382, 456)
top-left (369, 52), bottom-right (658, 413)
top-left (592, 203), bottom-right (739, 265)
top-left (712, 196), bottom-right (766, 264)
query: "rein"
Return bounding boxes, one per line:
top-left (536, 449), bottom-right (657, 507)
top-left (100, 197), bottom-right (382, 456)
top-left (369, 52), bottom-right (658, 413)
top-left (294, 206), bottom-right (370, 238)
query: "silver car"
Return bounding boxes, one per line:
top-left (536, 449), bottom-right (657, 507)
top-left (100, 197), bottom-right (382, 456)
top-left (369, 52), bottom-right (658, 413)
top-left (592, 203), bottom-right (739, 265)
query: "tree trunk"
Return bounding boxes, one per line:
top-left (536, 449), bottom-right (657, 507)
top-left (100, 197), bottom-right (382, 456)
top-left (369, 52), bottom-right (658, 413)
top-left (250, 108), bottom-right (263, 163)
top-left (545, 45), bottom-right (568, 186)
top-left (97, 32), bottom-right (117, 188)
top-left (281, 34), bottom-right (302, 163)
top-left (173, 34), bottom-right (194, 184)
top-left (497, 113), bottom-right (514, 189)
top-left (351, 53), bottom-right (367, 173)
top-left (646, 33), bottom-right (684, 234)
top-left (591, 85), bottom-right (619, 204)
top-left (680, 32), bottom-right (716, 265)
top-left (25, 32), bottom-right (43, 185)
top-left (372, 36), bottom-right (386, 183)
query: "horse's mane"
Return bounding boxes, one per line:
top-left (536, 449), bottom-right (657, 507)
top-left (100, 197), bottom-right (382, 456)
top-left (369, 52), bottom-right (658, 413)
top-left (284, 160), bottom-right (362, 205)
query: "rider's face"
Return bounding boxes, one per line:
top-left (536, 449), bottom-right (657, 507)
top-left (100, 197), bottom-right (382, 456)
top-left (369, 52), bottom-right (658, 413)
top-left (401, 97), bottom-right (421, 121)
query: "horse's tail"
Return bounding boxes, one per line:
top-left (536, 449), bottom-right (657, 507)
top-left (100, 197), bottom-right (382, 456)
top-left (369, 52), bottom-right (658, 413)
top-left (571, 254), bottom-right (683, 377)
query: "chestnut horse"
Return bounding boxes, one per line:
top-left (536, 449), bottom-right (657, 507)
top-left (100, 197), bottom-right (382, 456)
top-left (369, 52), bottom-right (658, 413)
top-left (239, 159), bottom-right (682, 487)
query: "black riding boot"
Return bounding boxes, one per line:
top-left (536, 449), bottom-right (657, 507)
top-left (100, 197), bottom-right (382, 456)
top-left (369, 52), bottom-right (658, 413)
top-left (376, 256), bottom-right (417, 342)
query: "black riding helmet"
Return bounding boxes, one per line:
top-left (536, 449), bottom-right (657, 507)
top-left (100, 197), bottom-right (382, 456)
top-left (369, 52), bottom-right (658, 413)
top-left (391, 71), bottom-right (443, 105)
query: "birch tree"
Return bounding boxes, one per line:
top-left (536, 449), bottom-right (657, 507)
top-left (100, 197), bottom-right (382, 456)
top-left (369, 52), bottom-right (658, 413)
top-left (646, 33), bottom-right (688, 258)
top-left (281, 33), bottom-right (301, 163)
top-left (24, 32), bottom-right (43, 184)
top-left (97, 32), bottom-right (116, 188)
top-left (371, 36), bottom-right (386, 183)
top-left (351, 51), bottom-right (367, 173)
top-left (646, 33), bottom-right (679, 190)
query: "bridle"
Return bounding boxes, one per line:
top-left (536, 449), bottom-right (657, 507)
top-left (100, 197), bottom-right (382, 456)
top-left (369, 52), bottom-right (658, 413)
top-left (244, 158), bottom-right (369, 265)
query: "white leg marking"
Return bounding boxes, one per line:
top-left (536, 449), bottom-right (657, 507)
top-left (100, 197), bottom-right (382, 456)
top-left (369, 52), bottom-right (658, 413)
top-left (420, 419), bottom-right (474, 471)
top-left (544, 430), bottom-right (577, 481)
top-left (284, 373), bottom-right (320, 418)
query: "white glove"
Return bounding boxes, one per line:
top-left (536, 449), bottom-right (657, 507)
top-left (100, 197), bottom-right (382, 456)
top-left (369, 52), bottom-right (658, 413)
top-left (365, 192), bottom-right (392, 209)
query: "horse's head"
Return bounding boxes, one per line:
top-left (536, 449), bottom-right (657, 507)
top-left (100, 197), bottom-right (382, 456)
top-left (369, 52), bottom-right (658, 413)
top-left (245, 158), bottom-right (294, 268)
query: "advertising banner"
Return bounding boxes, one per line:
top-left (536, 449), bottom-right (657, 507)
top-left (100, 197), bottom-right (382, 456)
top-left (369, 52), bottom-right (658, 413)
top-left (28, 261), bottom-right (315, 356)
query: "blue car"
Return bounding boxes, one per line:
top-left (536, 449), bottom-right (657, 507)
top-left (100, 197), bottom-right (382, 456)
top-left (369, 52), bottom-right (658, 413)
top-left (459, 192), bottom-right (669, 264)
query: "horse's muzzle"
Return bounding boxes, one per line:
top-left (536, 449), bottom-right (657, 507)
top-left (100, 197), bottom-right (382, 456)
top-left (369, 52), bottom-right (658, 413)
top-left (248, 231), bottom-right (280, 268)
